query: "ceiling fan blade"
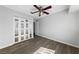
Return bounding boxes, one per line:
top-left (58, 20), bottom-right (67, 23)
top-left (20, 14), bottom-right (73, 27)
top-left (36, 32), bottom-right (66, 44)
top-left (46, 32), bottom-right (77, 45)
top-left (43, 11), bottom-right (49, 15)
top-left (31, 11), bottom-right (39, 14)
top-left (33, 5), bottom-right (40, 10)
top-left (43, 6), bottom-right (52, 10)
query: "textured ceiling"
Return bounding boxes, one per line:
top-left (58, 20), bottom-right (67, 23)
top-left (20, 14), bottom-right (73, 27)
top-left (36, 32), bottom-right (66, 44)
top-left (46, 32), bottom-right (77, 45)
top-left (3, 5), bottom-right (69, 19)
top-left (69, 5), bottom-right (79, 13)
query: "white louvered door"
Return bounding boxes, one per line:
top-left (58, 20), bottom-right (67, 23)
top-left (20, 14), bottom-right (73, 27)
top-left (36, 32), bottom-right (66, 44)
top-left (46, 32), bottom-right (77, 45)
top-left (14, 17), bottom-right (33, 43)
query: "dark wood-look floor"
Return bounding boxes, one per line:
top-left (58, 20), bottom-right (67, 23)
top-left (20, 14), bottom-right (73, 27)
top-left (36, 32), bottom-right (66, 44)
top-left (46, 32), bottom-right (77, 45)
top-left (0, 35), bottom-right (79, 54)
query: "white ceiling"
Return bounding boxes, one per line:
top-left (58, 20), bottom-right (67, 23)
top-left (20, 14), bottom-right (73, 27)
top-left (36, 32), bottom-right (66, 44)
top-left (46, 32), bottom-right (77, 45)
top-left (69, 5), bottom-right (79, 13)
top-left (3, 5), bottom-right (69, 19)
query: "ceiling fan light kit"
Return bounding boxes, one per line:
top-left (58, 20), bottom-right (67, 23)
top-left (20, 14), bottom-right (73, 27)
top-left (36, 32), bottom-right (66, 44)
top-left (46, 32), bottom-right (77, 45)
top-left (31, 5), bottom-right (52, 16)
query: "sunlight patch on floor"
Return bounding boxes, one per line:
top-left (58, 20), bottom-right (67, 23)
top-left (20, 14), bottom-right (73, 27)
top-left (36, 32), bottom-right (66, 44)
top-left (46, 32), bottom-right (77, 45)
top-left (34, 47), bottom-right (55, 54)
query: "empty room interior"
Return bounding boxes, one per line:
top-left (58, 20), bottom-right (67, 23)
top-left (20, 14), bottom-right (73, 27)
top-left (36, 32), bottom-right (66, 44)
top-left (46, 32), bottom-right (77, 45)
top-left (0, 5), bottom-right (79, 54)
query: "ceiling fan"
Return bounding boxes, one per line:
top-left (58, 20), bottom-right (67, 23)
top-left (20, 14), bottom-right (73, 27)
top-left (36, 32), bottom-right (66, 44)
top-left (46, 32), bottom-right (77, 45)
top-left (31, 5), bottom-right (52, 16)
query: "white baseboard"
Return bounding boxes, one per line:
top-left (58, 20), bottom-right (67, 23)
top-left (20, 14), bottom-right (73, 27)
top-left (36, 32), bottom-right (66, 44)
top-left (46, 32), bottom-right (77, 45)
top-left (0, 38), bottom-right (34, 49)
top-left (0, 35), bottom-right (79, 49)
top-left (0, 43), bottom-right (14, 49)
top-left (37, 34), bottom-right (79, 48)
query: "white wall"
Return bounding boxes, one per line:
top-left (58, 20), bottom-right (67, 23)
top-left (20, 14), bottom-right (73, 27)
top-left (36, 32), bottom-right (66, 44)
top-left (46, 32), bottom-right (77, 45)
top-left (0, 6), bottom-right (31, 49)
top-left (35, 10), bottom-right (79, 48)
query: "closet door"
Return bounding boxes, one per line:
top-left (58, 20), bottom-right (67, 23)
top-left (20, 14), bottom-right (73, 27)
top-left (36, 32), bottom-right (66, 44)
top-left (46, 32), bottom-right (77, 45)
top-left (20, 19), bottom-right (24, 41)
top-left (29, 19), bottom-right (33, 38)
top-left (25, 20), bottom-right (29, 40)
top-left (14, 17), bottom-right (24, 43)
top-left (14, 18), bottom-right (20, 43)
top-left (14, 17), bottom-right (33, 43)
